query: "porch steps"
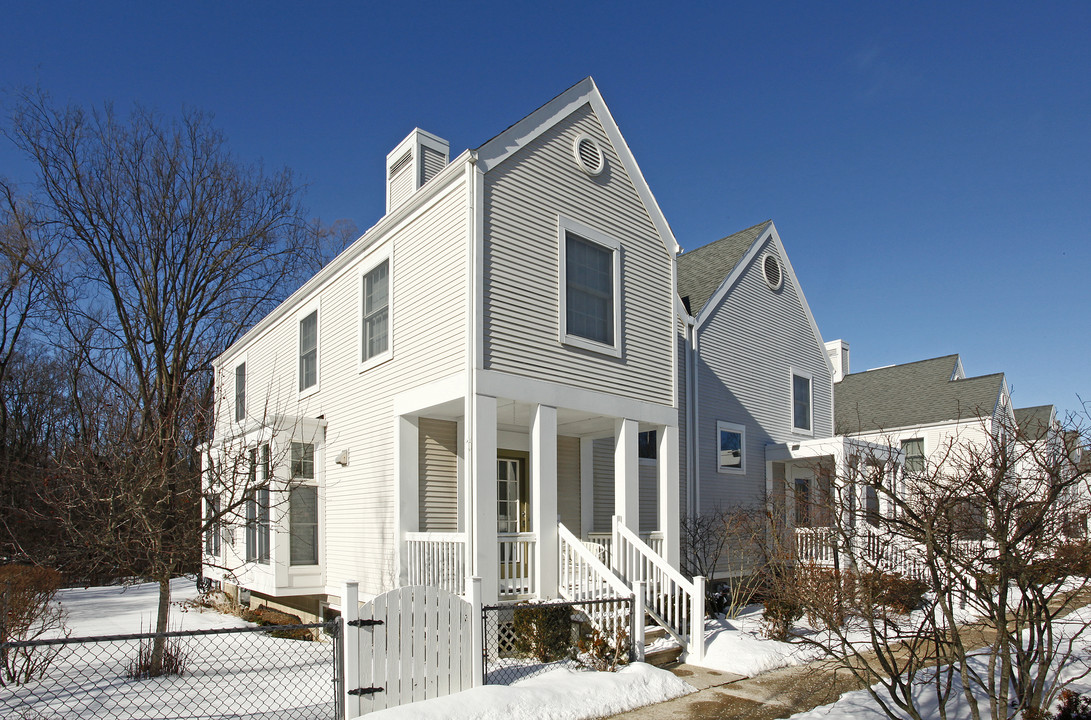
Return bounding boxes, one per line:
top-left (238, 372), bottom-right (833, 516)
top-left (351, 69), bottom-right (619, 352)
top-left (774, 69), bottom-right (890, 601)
top-left (642, 624), bottom-right (683, 667)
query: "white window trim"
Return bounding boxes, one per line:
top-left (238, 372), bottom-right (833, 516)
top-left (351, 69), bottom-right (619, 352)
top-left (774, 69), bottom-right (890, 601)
top-left (297, 301), bottom-right (321, 399)
top-left (230, 352), bottom-right (247, 426)
top-left (716, 420), bottom-right (746, 475)
top-left (557, 216), bottom-right (622, 358)
top-left (790, 366), bottom-right (814, 436)
top-left (357, 244), bottom-right (394, 373)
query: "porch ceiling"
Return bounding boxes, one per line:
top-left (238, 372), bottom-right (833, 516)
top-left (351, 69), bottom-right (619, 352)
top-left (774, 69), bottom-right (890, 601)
top-left (496, 399), bottom-right (618, 438)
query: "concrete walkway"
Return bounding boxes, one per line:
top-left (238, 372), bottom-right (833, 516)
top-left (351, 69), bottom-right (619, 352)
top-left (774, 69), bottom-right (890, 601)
top-left (608, 660), bottom-right (869, 720)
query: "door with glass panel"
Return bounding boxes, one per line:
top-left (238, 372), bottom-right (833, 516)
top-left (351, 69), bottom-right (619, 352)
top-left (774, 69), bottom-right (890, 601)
top-left (497, 458), bottom-right (531, 596)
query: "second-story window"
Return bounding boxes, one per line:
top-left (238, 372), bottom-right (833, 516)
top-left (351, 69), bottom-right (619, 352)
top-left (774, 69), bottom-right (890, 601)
top-left (234, 362), bottom-right (246, 422)
top-left (299, 310), bottom-right (317, 392)
top-left (362, 260), bottom-right (390, 362)
top-left (559, 218), bottom-right (621, 356)
top-left (792, 370), bottom-right (812, 433)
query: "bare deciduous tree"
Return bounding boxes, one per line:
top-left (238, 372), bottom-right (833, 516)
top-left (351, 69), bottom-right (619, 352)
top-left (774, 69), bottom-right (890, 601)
top-left (2, 89), bottom-right (336, 674)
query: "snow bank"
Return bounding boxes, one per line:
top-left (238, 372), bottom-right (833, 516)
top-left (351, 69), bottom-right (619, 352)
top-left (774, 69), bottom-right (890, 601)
top-left (368, 663), bottom-right (696, 720)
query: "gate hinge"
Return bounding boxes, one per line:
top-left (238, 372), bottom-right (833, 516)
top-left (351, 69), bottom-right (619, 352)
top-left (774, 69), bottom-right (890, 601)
top-left (348, 686), bottom-right (385, 696)
top-left (347, 618), bottom-right (384, 627)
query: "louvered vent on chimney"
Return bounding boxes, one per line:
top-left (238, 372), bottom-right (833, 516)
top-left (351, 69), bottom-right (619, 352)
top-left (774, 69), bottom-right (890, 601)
top-left (385, 129), bottom-right (450, 214)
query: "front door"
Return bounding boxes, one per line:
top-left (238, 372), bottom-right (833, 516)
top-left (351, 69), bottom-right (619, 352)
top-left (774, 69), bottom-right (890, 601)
top-left (497, 458), bottom-right (521, 533)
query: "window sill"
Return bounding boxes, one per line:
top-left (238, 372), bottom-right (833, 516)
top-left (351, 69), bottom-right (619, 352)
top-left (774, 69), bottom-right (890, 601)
top-left (358, 349), bottom-right (393, 374)
top-left (298, 383), bottom-right (321, 401)
top-left (560, 333), bottom-right (621, 359)
top-left (717, 466), bottom-right (745, 475)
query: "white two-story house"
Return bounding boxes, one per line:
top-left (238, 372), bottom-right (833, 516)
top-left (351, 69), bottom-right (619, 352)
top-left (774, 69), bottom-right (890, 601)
top-left (202, 78), bottom-right (701, 653)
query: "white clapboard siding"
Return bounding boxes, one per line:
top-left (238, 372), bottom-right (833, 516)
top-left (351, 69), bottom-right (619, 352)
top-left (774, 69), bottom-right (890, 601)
top-left (483, 102), bottom-right (674, 407)
top-left (419, 418), bottom-right (458, 532)
top-left (349, 585), bottom-right (473, 716)
top-left (557, 435), bottom-right (581, 531)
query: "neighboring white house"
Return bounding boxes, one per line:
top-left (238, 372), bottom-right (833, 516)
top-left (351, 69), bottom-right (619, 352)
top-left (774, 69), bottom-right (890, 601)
top-left (675, 220), bottom-right (896, 576)
top-left (833, 352), bottom-right (1013, 473)
top-left (202, 78), bottom-right (704, 655)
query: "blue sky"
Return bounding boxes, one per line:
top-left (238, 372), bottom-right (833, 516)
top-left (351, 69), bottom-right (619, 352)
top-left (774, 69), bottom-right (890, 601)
top-left (2, 2), bottom-right (1088, 418)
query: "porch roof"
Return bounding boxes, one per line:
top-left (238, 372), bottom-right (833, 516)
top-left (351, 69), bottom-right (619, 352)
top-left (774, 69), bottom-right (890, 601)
top-left (765, 435), bottom-right (901, 464)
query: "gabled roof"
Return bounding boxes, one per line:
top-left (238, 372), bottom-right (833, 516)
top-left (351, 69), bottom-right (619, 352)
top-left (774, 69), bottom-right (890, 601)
top-left (474, 76), bottom-right (679, 256)
top-left (677, 220), bottom-right (771, 315)
top-left (835, 354), bottom-right (1006, 434)
top-left (1014, 404), bottom-right (1057, 441)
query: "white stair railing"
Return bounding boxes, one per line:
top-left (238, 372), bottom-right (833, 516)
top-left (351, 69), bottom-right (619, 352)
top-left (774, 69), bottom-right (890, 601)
top-left (558, 523), bottom-right (642, 653)
top-left (612, 515), bottom-right (705, 662)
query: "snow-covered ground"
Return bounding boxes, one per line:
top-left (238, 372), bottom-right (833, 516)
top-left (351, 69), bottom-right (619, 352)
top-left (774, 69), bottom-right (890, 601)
top-left (6, 578), bottom-right (335, 719)
top-left (5, 579), bottom-right (696, 720)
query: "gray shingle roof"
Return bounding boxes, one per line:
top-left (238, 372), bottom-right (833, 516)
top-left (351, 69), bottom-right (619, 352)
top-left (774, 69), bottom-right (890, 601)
top-left (1014, 405), bottom-right (1056, 441)
top-left (834, 354), bottom-right (1005, 434)
top-left (677, 220), bottom-right (771, 315)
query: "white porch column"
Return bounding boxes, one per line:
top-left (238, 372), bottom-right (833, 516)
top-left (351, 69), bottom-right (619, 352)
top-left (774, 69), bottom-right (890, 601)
top-left (470, 394), bottom-right (498, 605)
top-left (580, 438), bottom-right (594, 537)
top-left (531, 404), bottom-right (558, 599)
top-left (394, 415), bottom-right (419, 588)
top-left (614, 418), bottom-right (639, 530)
top-left (657, 424), bottom-right (680, 567)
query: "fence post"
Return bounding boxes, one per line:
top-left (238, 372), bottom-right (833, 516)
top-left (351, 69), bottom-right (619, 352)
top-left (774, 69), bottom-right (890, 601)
top-left (690, 575), bottom-right (705, 663)
top-left (631, 581), bottom-right (645, 663)
top-left (470, 576), bottom-right (483, 687)
top-left (342, 581), bottom-right (359, 719)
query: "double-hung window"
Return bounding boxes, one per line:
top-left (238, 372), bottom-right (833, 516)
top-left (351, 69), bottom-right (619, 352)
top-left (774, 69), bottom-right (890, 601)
top-left (791, 369), bottom-right (813, 434)
top-left (902, 438), bottom-right (925, 475)
top-left (717, 421), bottom-right (745, 473)
top-left (299, 310), bottom-right (318, 392)
top-left (290, 442), bottom-right (318, 566)
top-left (205, 495), bottom-right (221, 556)
top-left (234, 362), bottom-right (246, 422)
top-left (245, 447), bottom-right (270, 564)
top-left (362, 259), bottom-right (390, 364)
top-left (559, 218), bottom-right (621, 356)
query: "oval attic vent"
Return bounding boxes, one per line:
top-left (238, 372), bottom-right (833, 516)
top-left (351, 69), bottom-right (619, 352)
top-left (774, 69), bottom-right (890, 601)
top-left (762, 252), bottom-right (783, 291)
top-left (573, 134), bottom-right (605, 176)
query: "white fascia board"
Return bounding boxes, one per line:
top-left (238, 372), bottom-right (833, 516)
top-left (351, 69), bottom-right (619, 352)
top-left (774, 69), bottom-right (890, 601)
top-left (694, 221), bottom-right (836, 380)
top-left (475, 77), bottom-right (680, 259)
top-left (213, 155), bottom-right (471, 368)
top-left (766, 435), bottom-right (901, 464)
top-left (693, 221), bottom-right (773, 331)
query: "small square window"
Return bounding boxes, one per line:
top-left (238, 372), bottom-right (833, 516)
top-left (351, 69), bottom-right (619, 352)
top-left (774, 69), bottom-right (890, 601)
top-left (292, 442), bottom-right (315, 479)
top-left (791, 371), bottom-right (812, 434)
top-left (299, 310), bottom-right (318, 392)
top-left (717, 421), bottom-right (745, 473)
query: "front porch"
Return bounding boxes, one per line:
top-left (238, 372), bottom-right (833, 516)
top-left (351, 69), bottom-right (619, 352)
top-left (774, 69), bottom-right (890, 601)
top-left (765, 437), bottom-right (917, 577)
top-left (390, 380), bottom-right (705, 661)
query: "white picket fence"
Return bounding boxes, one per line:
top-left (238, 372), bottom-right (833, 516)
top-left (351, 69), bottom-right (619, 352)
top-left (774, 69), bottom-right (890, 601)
top-left (342, 581), bottom-right (483, 717)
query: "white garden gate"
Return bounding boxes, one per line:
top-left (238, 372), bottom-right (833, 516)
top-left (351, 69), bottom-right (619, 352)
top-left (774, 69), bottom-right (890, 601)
top-left (342, 581), bottom-right (482, 717)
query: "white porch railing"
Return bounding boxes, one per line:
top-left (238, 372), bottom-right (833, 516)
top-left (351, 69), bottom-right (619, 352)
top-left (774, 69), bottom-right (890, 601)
top-left (795, 527), bottom-right (836, 566)
top-left (406, 532), bottom-right (467, 596)
top-left (558, 523), bottom-right (641, 652)
top-left (585, 530), bottom-right (664, 567)
top-left (498, 532), bottom-right (536, 599)
top-left (612, 516), bottom-right (705, 662)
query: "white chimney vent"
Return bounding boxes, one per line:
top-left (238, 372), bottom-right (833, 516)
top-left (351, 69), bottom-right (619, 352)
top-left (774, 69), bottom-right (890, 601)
top-left (386, 129), bottom-right (449, 214)
top-left (825, 339), bottom-right (850, 382)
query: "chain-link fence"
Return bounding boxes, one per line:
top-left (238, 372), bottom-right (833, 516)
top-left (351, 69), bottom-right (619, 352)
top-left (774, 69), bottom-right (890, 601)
top-left (1, 621), bottom-right (342, 720)
top-left (482, 596), bottom-right (632, 685)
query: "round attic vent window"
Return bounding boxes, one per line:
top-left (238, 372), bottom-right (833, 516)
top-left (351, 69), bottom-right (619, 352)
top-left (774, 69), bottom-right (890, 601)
top-left (762, 252), bottom-right (783, 291)
top-left (573, 133), bottom-right (605, 176)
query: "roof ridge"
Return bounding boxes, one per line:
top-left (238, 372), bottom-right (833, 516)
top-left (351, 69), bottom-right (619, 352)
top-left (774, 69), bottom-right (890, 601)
top-left (680, 219), bottom-right (772, 257)
top-left (843, 353), bottom-right (960, 379)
